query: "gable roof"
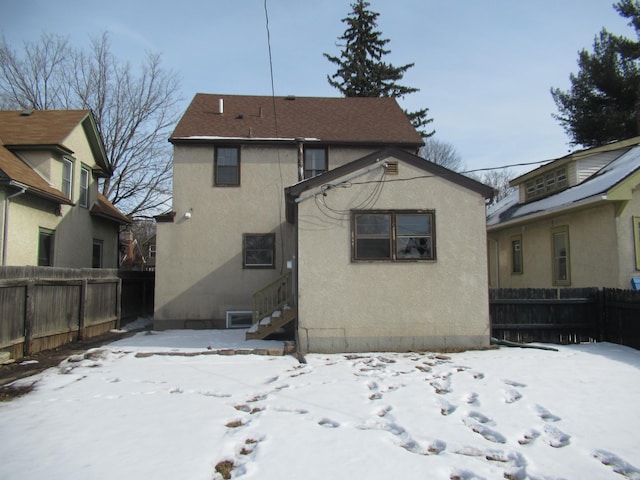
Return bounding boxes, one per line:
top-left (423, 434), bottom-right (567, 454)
top-left (90, 192), bottom-right (131, 225)
top-left (0, 138), bottom-right (73, 204)
top-left (0, 110), bottom-right (111, 176)
top-left (285, 147), bottom-right (494, 223)
top-left (170, 94), bottom-right (424, 148)
top-left (487, 144), bottom-right (640, 228)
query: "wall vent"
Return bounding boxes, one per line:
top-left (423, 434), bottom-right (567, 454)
top-left (385, 161), bottom-right (399, 175)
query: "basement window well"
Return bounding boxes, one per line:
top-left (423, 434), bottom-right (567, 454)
top-left (226, 311), bottom-right (253, 328)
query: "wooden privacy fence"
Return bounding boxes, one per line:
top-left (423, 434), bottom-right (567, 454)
top-left (0, 266), bottom-right (121, 359)
top-left (490, 288), bottom-right (640, 349)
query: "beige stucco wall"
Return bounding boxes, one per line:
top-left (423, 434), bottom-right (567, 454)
top-left (616, 186), bottom-right (640, 288)
top-left (1, 123), bottom-right (119, 268)
top-left (295, 158), bottom-right (491, 353)
top-left (154, 144), bottom-right (407, 328)
top-left (487, 202), bottom-right (621, 288)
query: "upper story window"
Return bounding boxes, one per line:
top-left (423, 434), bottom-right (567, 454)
top-left (79, 166), bottom-right (90, 208)
top-left (215, 146), bottom-right (240, 186)
top-left (304, 147), bottom-right (327, 179)
top-left (525, 167), bottom-right (568, 202)
top-left (62, 158), bottom-right (73, 199)
top-left (352, 210), bottom-right (436, 262)
top-left (148, 244), bottom-right (156, 258)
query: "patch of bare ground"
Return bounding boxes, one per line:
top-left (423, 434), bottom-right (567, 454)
top-left (215, 460), bottom-right (235, 479)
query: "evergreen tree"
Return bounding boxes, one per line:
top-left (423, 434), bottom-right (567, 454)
top-left (324, 0), bottom-right (434, 137)
top-left (551, 1), bottom-right (640, 147)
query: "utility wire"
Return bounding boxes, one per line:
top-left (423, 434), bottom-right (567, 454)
top-left (264, 0), bottom-right (286, 273)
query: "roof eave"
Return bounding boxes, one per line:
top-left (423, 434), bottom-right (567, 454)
top-left (487, 194), bottom-right (607, 232)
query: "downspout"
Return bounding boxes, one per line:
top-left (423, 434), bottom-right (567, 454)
top-left (2, 184), bottom-right (27, 266)
top-left (296, 138), bottom-right (304, 182)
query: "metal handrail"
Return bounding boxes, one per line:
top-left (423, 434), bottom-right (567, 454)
top-left (252, 271), bottom-right (293, 324)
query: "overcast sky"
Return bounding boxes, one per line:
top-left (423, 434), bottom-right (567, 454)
top-left (1, 0), bottom-right (633, 174)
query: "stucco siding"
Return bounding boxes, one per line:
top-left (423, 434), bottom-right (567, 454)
top-left (295, 159), bottom-right (490, 353)
top-left (154, 144), bottom-right (388, 328)
top-left (1, 122), bottom-right (118, 268)
top-left (616, 187), bottom-right (640, 287)
top-left (488, 203), bottom-right (620, 288)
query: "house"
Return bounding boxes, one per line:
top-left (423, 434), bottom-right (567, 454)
top-left (154, 93), bottom-right (494, 352)
top-left (0, 110), bottom-right (129, 268)
top-left (487, 137), bottom-right (640, 289)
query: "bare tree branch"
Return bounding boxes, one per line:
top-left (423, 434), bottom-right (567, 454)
top-left (0, 31), bottom-right (181, 218)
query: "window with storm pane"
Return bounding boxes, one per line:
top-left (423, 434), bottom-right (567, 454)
top-left (352, 210), bottom-right (436, 262)
top-left (354, 213), bottom-right (391, 259)
top-left (243, 233), bottom-right (275, 268)
top-left (396, 214), bottom-right (433, 260)
top-left (304, 147), bottom-right (327, 179)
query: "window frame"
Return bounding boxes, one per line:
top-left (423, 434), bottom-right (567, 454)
top-left (38, 228), bottom-right (55, 267)
top-left (511, 235), bottom-right (523, 274)
top-left (551, 225), bottom-right (571, 286)
top-left (351, 210), bottom-right (436, 263)
top-left (79, 165), bottom-right (90, 208)
top-left (92, 239), bottom-right (103, 268)
top-left (525, 167), bottom-right (568, 202)
top-left (243, 233), bottom-right (276, 269)
top-left (214, 146), bottom-right (241, 186)
top-left (303, 146), bottom-right (328, 179)
top-left (62, 157), bottom-right (73, 199)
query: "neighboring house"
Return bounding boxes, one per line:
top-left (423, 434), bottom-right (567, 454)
top-left (154, 94), bottom-right (494, 352)
top-left (487, 137), bottom-right (640, 290)
top-left (142, 234), bottom-right (156, 272)
top-left (119, 230), bottom-right (147, 271)
top-left (0, 110), bottom-right (130, 268)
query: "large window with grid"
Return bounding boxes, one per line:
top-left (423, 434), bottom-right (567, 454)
top-left (352, 210), bottom-right (435, 262)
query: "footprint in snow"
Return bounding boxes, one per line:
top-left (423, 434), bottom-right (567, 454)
top-left (502, 388), bottom-right (522, 403)
top-left (401, 438), bottom-right (447, 456)
top-left (461, 392), bottom-right (479, 405)
top-left (466, 411), bottom-right (492, 424)
top-left (462, 416), bottom-right (506, 444)
top-left (517, 428), bottom-right (541, 445)
top-left (503, 379), bottom-right (527, 388)
top-left (469, 371), bottom-right (485, 380)
top-left (438, 398), bottom-right (457, 416)
top-left (318, 418), bottom-right (340, 428)
top-left (430, 378), bottom-right (452, 394)
top-left (534, 404), bottom-right (561, 422)
top-left (542, 424), bottom-right (571, 448)
top-left (449, 469), bottom-right (487, 480)
top-left (593, 449), bottom-right (640, 479)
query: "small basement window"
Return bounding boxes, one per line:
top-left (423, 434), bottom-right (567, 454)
top-left (226, 311), bottom-right (253, 328)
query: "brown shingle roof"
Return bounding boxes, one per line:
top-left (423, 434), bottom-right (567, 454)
top-left (0, 139), bottom-right (72, 204)
top-left (170, 94), bottom-right (424, 147)
top-left (90, 192), bottom-right (131, 224)
top-left (0, 110), bottom-right (90, 147)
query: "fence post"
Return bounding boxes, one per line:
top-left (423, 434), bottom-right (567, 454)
top-left (23, 279), bottom-right (34, 356)
top-left (78, 279), bottom-right (88, 340)
top-left (116, 277), bottom-right (122, 330)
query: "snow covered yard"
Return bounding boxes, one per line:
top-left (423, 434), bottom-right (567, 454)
top-left (1, 330), bottom-right (639, 480)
